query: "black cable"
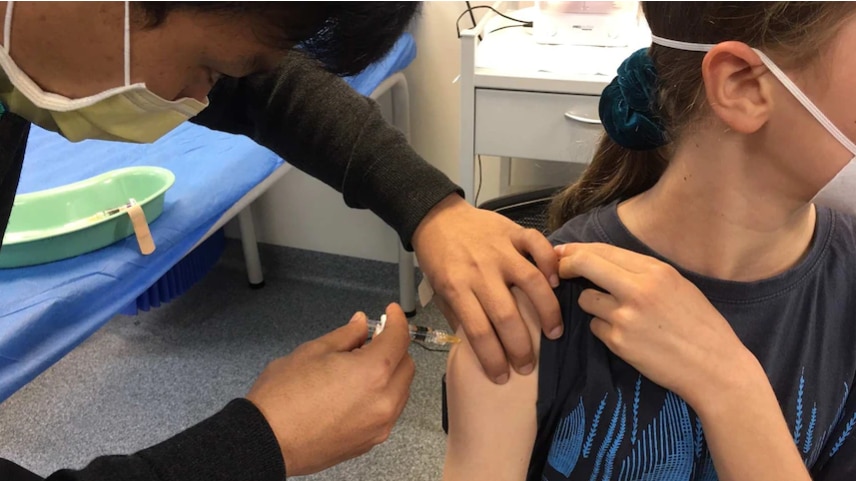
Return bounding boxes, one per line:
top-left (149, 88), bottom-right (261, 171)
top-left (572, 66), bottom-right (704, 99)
top-left (474, 5), bottom-right (530, 24)
top-left (489, 24), bottom-right (532, 34)
top-left (464, 1), bottom-right (482, 41)
top-left (456, 5), bottom-right (532, 38)
top-left (457, 3), bottom-right (528, 206)
top-left (475, 154), bottom-right (483, 207)
top-left (455, 6), bottom-right (476, 39)
top-left (464, 1), bottom-right (478, 27)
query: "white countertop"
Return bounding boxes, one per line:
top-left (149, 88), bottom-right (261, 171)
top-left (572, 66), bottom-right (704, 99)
top-left (474, 7), bottom-right (652, 84)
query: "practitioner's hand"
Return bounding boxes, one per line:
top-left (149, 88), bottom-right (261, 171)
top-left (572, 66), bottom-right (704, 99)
top-left (555, 242), bottom-right (759, 406)
top-left (246, 304), bottom-right (415, 476)
top-left (412, 194), bottom-right (562, 384)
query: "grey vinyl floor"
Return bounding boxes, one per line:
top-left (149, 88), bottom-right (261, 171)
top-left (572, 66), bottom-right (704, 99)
top-left (0, 240), bottom-right (450, 480)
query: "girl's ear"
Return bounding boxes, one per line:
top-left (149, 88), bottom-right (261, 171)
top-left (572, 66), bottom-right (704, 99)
top-left (702, 41), bottom-right (774, 134)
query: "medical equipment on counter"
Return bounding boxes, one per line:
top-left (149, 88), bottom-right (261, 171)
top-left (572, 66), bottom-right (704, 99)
top-left (368, 315), bottom-right (461, 347)
top-left (533, 1), bottom-right (641, 46)
top-left (475, 4), bottom-right (651, 78)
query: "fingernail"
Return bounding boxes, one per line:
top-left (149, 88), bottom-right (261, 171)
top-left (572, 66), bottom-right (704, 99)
top-left (554, 245), bottom-right (565, 255)
top-left (550, 274), bottom-right (560, 288)
top-left (520, 363), bottom-right (534, 375)
top-left (549, 326), bottom-right (563, 339)
top-left (495, 373), bottom-right (509, 384)
top-left (350, 312), bottom-right (366, 324)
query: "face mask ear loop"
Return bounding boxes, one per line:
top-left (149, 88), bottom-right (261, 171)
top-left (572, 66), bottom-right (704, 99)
top-left (651, 34), bottom-right (715, 52)
top-left (124, 0), bottom-right (130, 86)
top-left (651, 34), bottom-right (856, 156)
top-left (753, 49), bottom-right (856, 157)
top-left (4, 1), bottom-right (14, 54)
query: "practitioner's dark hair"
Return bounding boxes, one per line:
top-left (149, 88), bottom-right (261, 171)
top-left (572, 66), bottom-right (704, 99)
top-left (137, 2), bottom-right (421, 76)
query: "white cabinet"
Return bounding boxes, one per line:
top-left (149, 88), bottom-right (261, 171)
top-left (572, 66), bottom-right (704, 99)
top-left (459, 1), bottom-right (648, 203)
top-left (475, 89), bottom-right (602, 164)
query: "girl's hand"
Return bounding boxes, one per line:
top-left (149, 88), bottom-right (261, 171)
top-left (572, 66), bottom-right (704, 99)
top-left (556, 242), bottom-right (761, 406)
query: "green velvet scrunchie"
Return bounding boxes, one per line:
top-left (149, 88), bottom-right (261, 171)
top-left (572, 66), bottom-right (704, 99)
top-left (598, 48), bottom-right (667, 151)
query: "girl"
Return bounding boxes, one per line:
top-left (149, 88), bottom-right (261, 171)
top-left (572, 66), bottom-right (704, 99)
top-left (442, 2), bottom-right (856, 480)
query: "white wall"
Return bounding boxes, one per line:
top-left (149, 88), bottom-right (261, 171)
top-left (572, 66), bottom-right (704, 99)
top-left (228, 2), bottom-right (582, 262)
top-left (223, 70), bottom-right (399, 263)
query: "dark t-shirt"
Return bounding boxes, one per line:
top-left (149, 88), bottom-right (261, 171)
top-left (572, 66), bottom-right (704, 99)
top-left (529, 201), bottom-right (856, 481)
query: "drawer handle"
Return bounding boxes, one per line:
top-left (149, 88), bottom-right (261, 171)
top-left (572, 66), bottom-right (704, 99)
top-left (564, 112), bottom-right (602, 125)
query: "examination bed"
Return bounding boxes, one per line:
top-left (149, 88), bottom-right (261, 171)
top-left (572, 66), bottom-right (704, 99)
top-left (0, 34), bottom-right (417, 402)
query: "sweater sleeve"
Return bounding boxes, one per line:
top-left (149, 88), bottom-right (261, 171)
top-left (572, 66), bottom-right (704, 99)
top-left (190, 52), bottom-right (463, 250)
top-left (0, 111), bottom-right (30, 248)
top-left (8, 399), bottom-right (286, 481)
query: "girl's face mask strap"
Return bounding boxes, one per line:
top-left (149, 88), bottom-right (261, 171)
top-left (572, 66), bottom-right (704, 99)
top-left (650, 34), bottom-right (856, 156)
top-left (649, 33), bottom-right (856, 216)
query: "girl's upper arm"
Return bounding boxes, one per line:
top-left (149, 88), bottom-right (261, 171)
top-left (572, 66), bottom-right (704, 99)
top-left (442, 288), bottom-right (543, 481)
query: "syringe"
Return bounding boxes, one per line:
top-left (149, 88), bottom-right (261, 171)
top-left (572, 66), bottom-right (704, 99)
top-left (85, 198), bottom-right (137, 223)
top-left (367, 315), bottom-right (460, 347)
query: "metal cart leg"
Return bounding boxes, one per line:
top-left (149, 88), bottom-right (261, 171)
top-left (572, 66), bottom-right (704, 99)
top-left (399, 245), bottom-right (416, 317)
top-left (238, 204), bottom-right (265, 288)
top-left (499, 156), bottom-right (512, 196)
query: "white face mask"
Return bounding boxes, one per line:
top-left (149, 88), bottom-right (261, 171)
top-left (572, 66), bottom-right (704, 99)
top-left (651, 34), bottom-right (856, 217)
top-left (0, 0), bottom-right (208, 143)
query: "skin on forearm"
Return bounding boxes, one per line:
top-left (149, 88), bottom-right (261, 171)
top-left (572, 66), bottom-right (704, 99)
top-left (691, 353), bottom-right (811, 481)
top-left (411, 194), bottom-right (468, 252)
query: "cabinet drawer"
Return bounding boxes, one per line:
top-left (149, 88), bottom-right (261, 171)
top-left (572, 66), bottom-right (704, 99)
top-left (475, 89), bottom-right (603, 164)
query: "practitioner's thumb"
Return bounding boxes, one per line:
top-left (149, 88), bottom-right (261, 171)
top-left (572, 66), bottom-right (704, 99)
top-left (318, 311), bottom-right (369, 352)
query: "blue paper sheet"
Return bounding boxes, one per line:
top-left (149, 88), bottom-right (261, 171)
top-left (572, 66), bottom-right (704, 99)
top-left (0, 33), bottom-right (416, 402)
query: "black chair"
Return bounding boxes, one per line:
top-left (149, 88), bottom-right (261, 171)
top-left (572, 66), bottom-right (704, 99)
top-left (441, 185), bottom-right (564, 434)
top-left (476, 185), bottom-right (563, 235)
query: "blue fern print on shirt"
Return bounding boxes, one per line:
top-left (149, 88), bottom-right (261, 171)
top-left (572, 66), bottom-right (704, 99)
top-left (804, 403), bottom-right (817, 455)
top-left (548, 398), bottom-right (587, 476)
top-left (543, 370), bottom-right (855, 480)
top-left (795, 379), bottom-right (853, 466)
top-left (631, 376), bottom-right (641, 446)
top-left (617, 392), bottom-right (694, 481)
top-left (830, 412), bottom-right (856, 456)
top-left (794, 369), bottom-right (805, 446)
top-left (693, 417), bottom-right (704, 461)
top-left (583, 394), bottom-right (609, 459)
top-left (602, 402), bottom-right (628, 481)
top-left (591, 389), bottom-right (624, 481)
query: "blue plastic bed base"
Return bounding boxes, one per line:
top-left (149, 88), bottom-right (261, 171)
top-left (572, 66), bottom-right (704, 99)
top-left (120, 229), bottom-right (226, 315)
